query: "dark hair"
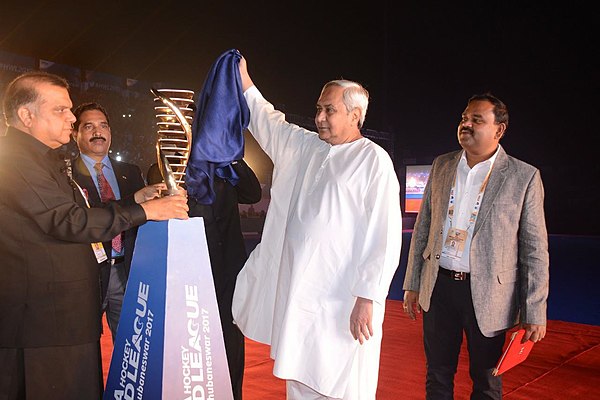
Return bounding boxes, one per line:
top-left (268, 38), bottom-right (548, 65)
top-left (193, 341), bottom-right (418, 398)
top-left (2, 71), bottom-right (69, 126)
top-left (468, 92), bottom-right (509, 129)
top-left (72, 102), bottom-right (111, 131)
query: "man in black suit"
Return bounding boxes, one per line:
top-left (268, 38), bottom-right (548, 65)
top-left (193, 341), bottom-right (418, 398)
top-left (71, 102), bottom-right (159, 342)
top-left (0, 72), bottom-right (188, 399)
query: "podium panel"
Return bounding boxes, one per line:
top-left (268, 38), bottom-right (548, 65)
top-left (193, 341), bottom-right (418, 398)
top-left (104, 218), bottom-right (233, 400)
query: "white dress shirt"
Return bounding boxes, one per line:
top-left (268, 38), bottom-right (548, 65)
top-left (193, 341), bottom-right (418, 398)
top-left (440, 146), bottom-right (500, 272)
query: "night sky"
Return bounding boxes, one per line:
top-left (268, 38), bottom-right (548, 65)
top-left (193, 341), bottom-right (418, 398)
top-left (1, 2), bottom-right (598, 234)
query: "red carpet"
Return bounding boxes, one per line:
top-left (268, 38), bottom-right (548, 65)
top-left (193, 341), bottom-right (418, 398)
top-left (101, 300), bottom-right (600, 399)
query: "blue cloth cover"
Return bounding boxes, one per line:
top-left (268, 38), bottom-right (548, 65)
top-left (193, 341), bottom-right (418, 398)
top-left (185, 48), bottom-right (249, 204)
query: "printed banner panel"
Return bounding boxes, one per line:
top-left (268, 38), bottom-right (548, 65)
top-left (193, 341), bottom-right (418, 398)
top-left (104, 218), bottom-right (233, 400)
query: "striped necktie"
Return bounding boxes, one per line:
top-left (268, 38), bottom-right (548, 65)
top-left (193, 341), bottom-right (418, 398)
top-left (94, 162), bottom-right (123, 254)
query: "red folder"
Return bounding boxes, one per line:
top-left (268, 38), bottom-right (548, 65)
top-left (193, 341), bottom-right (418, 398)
top-left (492, 329), bottom-right (535, 376)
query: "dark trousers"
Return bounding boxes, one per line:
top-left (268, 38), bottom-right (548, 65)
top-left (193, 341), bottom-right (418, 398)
top-left (216, 278), bottom-right (245, 400)
top-left (102, 261), bottom-right (127, 343)
top-left (423, 273), bottom-right (505, 400)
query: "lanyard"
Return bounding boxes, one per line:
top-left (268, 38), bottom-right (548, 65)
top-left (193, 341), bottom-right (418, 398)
top-left (447, 165), bottom-right (492, 231)
top-left (70, 178), bottom-right (108, 263)
top-left (71, 179), bottom-right (92, 208)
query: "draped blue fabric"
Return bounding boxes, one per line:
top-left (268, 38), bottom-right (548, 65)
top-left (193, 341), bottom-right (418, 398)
top-left (185, 48), bottom-right (249, 204)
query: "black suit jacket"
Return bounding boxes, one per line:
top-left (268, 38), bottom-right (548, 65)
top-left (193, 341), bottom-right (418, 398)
top-left (72, 156), bottom-right (146, 300)
top-left (0, 128), bottom-right (146, 347)
top-left (188, 160), bottom-right (262, 295)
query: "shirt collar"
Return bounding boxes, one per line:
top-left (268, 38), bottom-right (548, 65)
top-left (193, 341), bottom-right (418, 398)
top-left (80, 153), bottom-right (112, 172)
top-left (459, 144), bottom-right (501, 171)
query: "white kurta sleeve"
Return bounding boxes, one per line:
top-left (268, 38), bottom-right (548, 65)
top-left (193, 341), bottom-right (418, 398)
top-left (243, 86), bottom-right (316, 165)
top-left (351, 149), bottom-right (403, 305)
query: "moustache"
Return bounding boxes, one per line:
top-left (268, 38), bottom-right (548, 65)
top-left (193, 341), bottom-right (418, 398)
top-left (89, 136), bottom-right (106, 143)
top-left (460, 128), bottom-right (473, 134)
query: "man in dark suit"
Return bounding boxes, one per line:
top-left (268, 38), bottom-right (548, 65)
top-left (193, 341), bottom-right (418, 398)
top-left (403, 93), bottom-right (549, 399)
top-left (71, 102), bottom-right (158, 342)
top-left (0, 72), bottom-right (189, 399)
top-left (148, 158), bottom-right (261, 400)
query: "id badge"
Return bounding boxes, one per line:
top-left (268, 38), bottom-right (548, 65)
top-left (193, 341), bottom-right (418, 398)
top-left (441, 227), bottom-right (467, 261)
top-left (91, 242), bottom-right (108, 263)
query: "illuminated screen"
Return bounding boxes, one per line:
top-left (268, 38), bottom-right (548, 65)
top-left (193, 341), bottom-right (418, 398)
top-left (405, 165), bottom-right (432, 213)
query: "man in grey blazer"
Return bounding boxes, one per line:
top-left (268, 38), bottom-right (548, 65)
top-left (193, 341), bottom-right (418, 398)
top-left (403, 93), bottom-right (549, 399)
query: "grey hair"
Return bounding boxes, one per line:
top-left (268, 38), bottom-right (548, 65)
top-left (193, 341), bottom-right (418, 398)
top-left (321, 80), bottom-right (369, 128)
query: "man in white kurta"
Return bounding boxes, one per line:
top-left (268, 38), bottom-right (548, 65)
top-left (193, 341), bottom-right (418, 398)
top-left (232, 56), bottom-right (402, 399)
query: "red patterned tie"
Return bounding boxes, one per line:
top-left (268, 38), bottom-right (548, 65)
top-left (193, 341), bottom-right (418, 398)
top-left (94, 162), bottom-right (123, 253)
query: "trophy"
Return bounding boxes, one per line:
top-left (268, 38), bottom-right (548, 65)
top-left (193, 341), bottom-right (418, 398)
top-left (150, 88), bottom-right (195, 195)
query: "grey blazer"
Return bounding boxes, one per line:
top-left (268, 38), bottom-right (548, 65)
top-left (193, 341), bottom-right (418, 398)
top-left (403, 146), bottom-right (549, 337)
